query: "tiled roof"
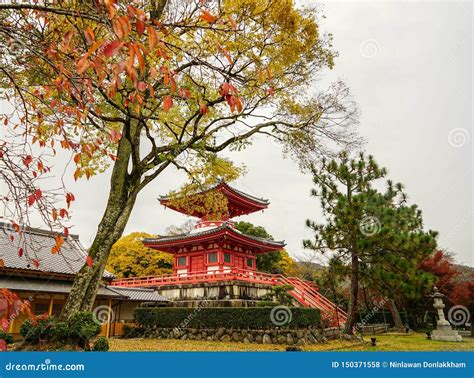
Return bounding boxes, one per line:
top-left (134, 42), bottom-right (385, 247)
top-left (0, 276), bottom-right (122, 298)
top-left (106, 286), bottom-right (168, 302)
top-left (0, 222), bottom-right (114, 278)
top-left (144, 223), bottom-right (285, 248)
top-left (0, 276), bottom-right (168, 302)
top-left (159, 181), bottom-right (269, 205)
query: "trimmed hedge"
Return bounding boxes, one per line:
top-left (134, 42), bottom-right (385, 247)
top-left (135, 307), bottom-right (320, 330)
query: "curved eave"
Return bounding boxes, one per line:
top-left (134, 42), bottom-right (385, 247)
top-left (159, 182), bottom-right (269, 218)
top-left (143, 226), bottom-right (285, 254)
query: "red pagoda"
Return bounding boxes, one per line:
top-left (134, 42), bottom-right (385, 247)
top-left (112, 182), bottom-right (347, 326)
top-left (145, 182), bottom-right (285, 276)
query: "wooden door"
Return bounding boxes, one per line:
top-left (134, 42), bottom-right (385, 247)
top-left (234, 256), bottom-right (244, 270)
top-left (190, 254), bottom-right (205, 272)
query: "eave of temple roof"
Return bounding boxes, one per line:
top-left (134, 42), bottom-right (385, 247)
top-left (158, 182), bottom-right (269, 218)
top-left (143, 223), bottom-right (285, 254)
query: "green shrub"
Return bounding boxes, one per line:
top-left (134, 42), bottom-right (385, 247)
top-left (92, 337), bottom-right (109, 351)
top-left (68, 312), bottom-right (101, 342)
top-left (19, 312), bottom-right (101, 350)
top-left (121, 325), bottom-right (142, 338)
top-left (135, 307), bottom-right (320, 330)
top-left (0, 330), bottom-right (14, 344)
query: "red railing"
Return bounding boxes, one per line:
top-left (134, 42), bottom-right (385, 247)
top-left (111, 269), bottom-right (347, 327)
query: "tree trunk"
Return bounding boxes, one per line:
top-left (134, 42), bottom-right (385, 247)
top-left (62, 120), bottom-right (139, 319)
top-left (344, 253), bottom-right (359, 334)
top-left (388, 299), bottom-right (404, 330)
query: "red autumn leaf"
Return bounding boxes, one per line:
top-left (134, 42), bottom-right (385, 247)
top-left (137, 81), bottom-right (147, 92)
top-left (23, 155), bottom-right (33, 167)
top-left (1, 318), bottom-right (8, 332)
top-left (32, 259), bottom-right (40, 268)
top-left (267, 87), bottom-right (275, 96)
top-left (18, 248), bottom-right (23, 257)
top-left (103, 40), bottom-right (122, 58)
top-left (66, 192), bottom-right (75, 208)
top-left (27, 194), bottom-right (36, 207)
top-left (37, 160), bottom-right (44, 172)
top-left (59, 208), bottom-right (69, 218)
top-left (10, 235), bottom-right (14, 242)
top-left (34, 188), bottom-right (42, 200)
top-left (52, 208), bottom-right (58, 221)
top-left (136, 20), bottom-right (146, 35)
top-left (86, 255), bottom-right (93, 268)
top-left (63, 227), bottom-right (69, 237)
top-left (199, 10), bottom-right (216, 23)
top-left (163, 95), bottom-right (173, 112)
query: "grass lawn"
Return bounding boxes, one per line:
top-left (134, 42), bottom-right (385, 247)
top-left (110, 333), bottom-right (474, 352)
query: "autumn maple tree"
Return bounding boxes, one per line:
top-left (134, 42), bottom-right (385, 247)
top-left (0, 0), bottom-right (358, 318)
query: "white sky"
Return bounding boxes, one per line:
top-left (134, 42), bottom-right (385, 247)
top-left (2, 1), bottom-right (473, 266)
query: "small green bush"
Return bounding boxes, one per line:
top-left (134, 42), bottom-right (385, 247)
top-left (121, 325), bottom-right (142, 338)
top-left (135, 307), bottom-right (320, 330)
top-left (68, 312), bottom-right (101, 342)
top-left (19, 312), bottom-right (101, 350)
top-left (0, 330), bottom-right (14, 344)
top-left (92, 337), bottom-right (109, 351)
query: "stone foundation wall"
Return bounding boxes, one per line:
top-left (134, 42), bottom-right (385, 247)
top-left (141, 327), bottom-right (342, 345)
top-left (157, 280), bottom-right (274, 302)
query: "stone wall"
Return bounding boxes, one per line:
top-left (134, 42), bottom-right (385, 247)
top-left (140, 326), bottom-right (344, 345)
top-left (157, 280), bottom-right (274, 302)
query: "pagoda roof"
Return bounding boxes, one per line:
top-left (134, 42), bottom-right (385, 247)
top-left (143, 223), bottom-right (285, 254)
top-left (159, 182), bottom-right (269, 219)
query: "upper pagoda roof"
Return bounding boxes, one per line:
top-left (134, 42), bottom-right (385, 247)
top-left (143, 223), bottom-right (285, 254)
top-left (159, 182), bottom-right (269, 219)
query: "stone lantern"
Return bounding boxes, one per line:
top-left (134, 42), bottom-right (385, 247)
top-left (431, 287), bottom-right (462, 342)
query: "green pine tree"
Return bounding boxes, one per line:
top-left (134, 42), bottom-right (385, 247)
top-left (304, 152), bottom-right (437, 333)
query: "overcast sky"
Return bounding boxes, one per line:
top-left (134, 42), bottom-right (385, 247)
top-left (2, 1), bottom-right (472, 266)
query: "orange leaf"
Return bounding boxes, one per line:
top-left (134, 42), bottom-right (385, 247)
top-left (228, 15), bottom-right (238, 29)
top-left (200, 10), bottom-right (216, 23)
top-left (163, 95), bottom-right (173, 112)
top-left (148, 26), bottom-right (157, 50)
top-left (84, 27), bottom-right (95, 45)
top-left (86, 255), bottom-right (93, 268)
top-left (199, 101), bottom-right (208, 115)
top-left (73, 168), bottom-right (80, 181)
top-left (103, 40), bottom-right (122, 58)
top-left (76, 57), bottom-right (90, 75)
top-left (52, 208), bottom-right (58, 221)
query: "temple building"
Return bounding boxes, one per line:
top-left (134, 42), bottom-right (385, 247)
top-left (112, 182), bottom-right (346, 326)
